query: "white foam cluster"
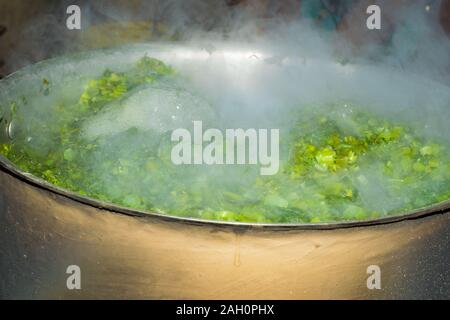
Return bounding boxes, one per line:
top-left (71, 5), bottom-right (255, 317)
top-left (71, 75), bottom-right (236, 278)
top-left (82, 85), bottom-right (214, 139)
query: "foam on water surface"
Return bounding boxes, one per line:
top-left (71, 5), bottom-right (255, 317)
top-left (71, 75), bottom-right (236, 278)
top-left (82, 85), bottom-right (214, 139)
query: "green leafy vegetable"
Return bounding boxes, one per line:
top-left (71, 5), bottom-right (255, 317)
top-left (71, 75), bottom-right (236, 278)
top-left (0, 57), bottom-right (449, 224)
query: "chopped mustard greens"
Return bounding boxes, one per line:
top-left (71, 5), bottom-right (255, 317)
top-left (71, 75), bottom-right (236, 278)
top-left (0, 56), bottom-right (449, 223)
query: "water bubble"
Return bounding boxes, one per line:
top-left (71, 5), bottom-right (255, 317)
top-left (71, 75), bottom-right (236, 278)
top-left (6, 120), bottom-right (16, 140)
top-left (82, 85), bottom-right (214, 140)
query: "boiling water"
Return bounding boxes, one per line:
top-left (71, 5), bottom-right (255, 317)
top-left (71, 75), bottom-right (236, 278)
top-left (0, 45), bottom-right (449, 223)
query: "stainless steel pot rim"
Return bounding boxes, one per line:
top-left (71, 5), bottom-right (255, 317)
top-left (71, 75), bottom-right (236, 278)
top-left (1, 44), bottom-right (449, 230)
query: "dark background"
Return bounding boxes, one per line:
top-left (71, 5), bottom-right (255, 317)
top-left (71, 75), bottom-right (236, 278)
top-left (1, 0), bottom-right (449, 78)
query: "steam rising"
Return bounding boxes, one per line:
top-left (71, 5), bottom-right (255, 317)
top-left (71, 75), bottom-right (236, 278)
top-left (6, 0), bottom-right (450, 84)
top-left (1, 0), bottom-right (449, 222)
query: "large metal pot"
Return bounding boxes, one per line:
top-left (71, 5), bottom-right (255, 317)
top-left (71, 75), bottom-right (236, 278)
top-left (1, 44), bottom-right (449, 299)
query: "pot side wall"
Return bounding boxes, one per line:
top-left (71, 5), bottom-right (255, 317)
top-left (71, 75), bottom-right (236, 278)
top-left (0, 169), bottom-right (449, 299)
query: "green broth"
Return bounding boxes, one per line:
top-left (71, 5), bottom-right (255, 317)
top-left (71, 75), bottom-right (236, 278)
top-left (1, 56), bottom-right (449, 223)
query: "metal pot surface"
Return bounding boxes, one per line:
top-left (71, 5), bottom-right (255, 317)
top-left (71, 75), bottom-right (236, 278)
top-left (1, 44), bottom-right (449, 299)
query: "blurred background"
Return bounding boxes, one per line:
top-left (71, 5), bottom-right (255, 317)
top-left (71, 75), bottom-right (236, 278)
top-left (0, 0), bottom-right (449, 79)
